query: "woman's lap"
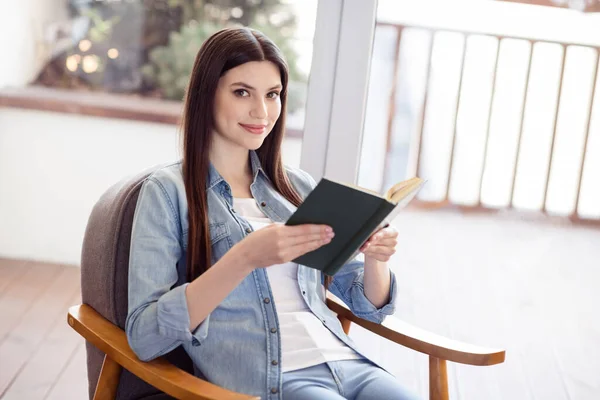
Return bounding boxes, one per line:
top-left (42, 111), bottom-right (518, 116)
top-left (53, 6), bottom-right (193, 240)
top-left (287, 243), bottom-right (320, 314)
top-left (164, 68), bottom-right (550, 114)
top-left (282, 359), bottom-right (420, 400)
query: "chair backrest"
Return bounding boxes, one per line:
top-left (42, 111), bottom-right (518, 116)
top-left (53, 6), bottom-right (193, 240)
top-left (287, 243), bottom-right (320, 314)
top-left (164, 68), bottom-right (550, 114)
top-left (81, 164), bottom-right (193, 400)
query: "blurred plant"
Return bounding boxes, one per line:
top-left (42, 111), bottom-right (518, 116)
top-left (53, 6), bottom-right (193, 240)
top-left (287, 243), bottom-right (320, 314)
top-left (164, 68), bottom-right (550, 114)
top-left (82, 8), bottom-right (120, 42)
top-left (142, 0), bottom-right (307, 111)
top-left (35, 0), bottom-right (309, 112)
top-left (142, 20), bottom-right (219, 99)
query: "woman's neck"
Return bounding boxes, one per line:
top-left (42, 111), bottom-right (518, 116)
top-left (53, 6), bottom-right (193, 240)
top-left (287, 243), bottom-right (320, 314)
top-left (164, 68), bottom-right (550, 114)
top-left (209, 146), bottom-right (254, 197)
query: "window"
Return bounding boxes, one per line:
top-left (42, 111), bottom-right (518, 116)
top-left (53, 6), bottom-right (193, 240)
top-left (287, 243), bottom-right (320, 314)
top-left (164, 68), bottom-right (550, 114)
top-left (32, 0), bottom-right (317, 133)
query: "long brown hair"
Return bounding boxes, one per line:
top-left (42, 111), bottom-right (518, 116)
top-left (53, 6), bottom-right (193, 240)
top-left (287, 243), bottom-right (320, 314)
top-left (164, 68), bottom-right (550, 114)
top-left (182, 27), bottom-right (331, 287)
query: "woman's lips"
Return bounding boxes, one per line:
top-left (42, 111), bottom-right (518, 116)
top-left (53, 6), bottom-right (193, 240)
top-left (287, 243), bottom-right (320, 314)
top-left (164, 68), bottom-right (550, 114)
top-left (240, 123), bottom-right (267, 135)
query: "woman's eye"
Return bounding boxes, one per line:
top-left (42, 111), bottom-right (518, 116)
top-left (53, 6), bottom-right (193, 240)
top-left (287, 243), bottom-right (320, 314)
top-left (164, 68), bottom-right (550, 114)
top-left (267, 92), bottom-right (280, 99)
top-left (234, 89), bottom-right (249, 97)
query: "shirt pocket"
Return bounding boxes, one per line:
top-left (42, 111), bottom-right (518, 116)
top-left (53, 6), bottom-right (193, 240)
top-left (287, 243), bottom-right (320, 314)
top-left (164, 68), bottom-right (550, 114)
top-left (209, 222), bottom-right (232, 265)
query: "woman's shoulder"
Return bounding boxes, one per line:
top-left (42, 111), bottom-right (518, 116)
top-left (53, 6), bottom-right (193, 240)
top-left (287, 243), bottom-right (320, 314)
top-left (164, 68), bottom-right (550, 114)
top-left (145, 161), bottom-right (184, 187)
top-left (284, 165), bottom-right (318, 198)
top-left (140, 161), bottom-right (186, 204)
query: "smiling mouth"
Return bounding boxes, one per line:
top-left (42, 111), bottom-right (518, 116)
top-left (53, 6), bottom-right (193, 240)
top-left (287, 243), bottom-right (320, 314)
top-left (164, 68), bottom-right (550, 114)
top-left (239, 124), bottom-right (267, 135)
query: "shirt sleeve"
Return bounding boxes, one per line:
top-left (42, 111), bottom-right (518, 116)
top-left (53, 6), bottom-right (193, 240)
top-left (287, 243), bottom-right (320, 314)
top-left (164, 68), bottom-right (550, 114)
top-left (327, 255), bottom-right (397, 324)
top-left (125, 177), bottom-right (209, 362)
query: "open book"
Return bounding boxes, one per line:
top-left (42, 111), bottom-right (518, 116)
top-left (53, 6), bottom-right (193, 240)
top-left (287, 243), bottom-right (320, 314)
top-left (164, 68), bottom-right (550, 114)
top-left (285, 176), bottom-right (425, 276)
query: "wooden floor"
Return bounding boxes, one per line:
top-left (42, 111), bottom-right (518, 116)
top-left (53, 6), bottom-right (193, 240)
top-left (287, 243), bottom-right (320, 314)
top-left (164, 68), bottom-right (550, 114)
top-left (0, 208), bottom-right (599, 399)
top-left (0, 259), bottom-right (86, 400)
top-left (353, 208), bottom-right (600, 400)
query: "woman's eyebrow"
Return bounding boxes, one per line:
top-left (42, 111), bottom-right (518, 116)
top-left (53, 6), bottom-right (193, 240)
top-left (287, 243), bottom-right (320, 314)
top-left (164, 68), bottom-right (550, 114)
top-left (230, 82), bottom-right (282, 91)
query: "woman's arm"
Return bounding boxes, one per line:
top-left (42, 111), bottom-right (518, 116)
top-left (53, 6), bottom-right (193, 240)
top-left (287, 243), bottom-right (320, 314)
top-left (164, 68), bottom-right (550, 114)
top-left (327, 255), bottom-right (397, 324)
top-left (186, 220), bottom-right (333, 329)
top-left (184, 249), bottom-right (252, 330)
top-left (363, 258), bottom-right (392, 308)
top-left (126, 179), bottom-right (256, 360)
top-left (126, 178), bottom-right (196, 361)
top-left (361, 226), bottom-right (398, 307)
top-left (126, 178), bottom-right (257, 360)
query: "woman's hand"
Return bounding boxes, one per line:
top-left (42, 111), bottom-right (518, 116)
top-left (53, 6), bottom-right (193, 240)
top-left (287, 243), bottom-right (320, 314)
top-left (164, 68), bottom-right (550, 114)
top-left (359, 225), bottom-right (398, 262)
top-left (233, 223), bottom-right (334, 271)
top-left (361, 225), bottom-right (397, 307)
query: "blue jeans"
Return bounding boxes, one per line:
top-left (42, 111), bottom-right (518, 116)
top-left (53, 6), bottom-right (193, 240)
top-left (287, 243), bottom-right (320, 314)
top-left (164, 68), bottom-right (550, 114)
top-left (282, 359), bottom-right (420, 400)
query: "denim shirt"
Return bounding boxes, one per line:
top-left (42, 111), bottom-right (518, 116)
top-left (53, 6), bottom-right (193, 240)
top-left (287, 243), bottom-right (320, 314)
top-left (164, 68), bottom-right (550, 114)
top-left (126, 151), bottom-right (398, 399)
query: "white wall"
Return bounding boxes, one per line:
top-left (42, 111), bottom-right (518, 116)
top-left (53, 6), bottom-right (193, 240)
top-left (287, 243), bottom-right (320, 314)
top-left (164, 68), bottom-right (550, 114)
top-left (0, 108), bottom-right (302, 266)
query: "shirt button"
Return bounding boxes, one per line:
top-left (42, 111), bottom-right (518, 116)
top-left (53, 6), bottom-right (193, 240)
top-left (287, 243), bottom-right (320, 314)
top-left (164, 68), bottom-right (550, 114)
top-left (261, 201), bottom-right (266, 207)
top-left (232, 209), bottom-right (236, 213)
top-left (271, 388), bottom-right (278, 394)
top-left (263, 297), bottom-right (270, 304)
top-left (270, 327), bottom-right (277, 333)
top-left (302, 291), bottom-right (306, 295)
top-left (271, 360), bottom-right (278, 366)
top-left (245, 227), bottom-right (252, 234)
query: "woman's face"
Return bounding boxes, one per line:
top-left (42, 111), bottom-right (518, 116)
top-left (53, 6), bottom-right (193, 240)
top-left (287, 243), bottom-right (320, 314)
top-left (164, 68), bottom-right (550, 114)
top-left (213, 61), bottom-right (283, 151)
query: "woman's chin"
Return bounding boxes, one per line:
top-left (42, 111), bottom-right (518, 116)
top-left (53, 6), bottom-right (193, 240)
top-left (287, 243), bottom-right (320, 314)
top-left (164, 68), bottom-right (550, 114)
top-left (243, 136), bottom-right (267, 151)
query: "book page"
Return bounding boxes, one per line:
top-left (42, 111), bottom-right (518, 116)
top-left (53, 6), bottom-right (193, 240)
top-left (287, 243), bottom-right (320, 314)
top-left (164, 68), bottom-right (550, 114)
top-left (384, 177), bottom-right (424, 203)
top-left (333, 179), bottom-right (383, 198)
top-left (383, 179), bottom-right (425, 223)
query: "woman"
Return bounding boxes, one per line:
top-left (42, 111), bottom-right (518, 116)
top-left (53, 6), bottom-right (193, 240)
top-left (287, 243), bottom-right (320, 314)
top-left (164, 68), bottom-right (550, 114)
top-left (126, 27), bottom-right (418, 400)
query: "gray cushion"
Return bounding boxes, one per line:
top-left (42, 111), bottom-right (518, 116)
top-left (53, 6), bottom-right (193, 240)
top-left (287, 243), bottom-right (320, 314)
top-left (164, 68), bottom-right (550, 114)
top-left (81, 164), bottom-right (193, 400)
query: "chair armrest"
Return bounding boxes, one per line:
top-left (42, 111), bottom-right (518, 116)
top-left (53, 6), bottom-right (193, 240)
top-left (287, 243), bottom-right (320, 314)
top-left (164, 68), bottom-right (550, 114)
top-left (326, 294), bottom-right (505, 366)
top-left (67, 304), bottom-right (258, 400)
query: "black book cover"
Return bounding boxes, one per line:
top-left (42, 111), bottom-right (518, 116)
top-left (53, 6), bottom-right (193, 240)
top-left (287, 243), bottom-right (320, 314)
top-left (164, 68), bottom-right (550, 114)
top-left (285, 178), bottom-right (395, 276)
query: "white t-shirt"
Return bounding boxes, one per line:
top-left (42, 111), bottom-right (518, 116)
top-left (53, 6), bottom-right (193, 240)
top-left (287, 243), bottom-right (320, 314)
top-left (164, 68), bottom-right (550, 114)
top-left (232, 197), bottom-right (361, 372)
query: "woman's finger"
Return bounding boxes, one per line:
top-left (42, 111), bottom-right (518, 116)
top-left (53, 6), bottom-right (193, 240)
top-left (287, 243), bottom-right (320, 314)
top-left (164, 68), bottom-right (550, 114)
top-left (361, 245), bottom-right (396, 257)
top-left (361, 236), bottom-right (397, 250)
top-left (281, 231), bottom-right (333, 247)
top-left (366, 229), bottom-right (397, 244)
top-left (287, 236), bottom-right (332, 260)
top-left (373, 228), bottom-right (398, 240)
top-left (285, 224), bottom-right (333, 238)
top-left (364, 238), bottom-right (397, 247)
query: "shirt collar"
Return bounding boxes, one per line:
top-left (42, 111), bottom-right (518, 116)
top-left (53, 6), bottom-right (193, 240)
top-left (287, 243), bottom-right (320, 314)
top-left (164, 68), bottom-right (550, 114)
top-left (206, 150), bottom-right (267, 189)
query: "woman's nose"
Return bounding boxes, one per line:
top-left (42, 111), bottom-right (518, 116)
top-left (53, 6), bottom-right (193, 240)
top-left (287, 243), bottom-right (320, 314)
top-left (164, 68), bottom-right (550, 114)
top-left (250, 98), bottom-right (268, 119)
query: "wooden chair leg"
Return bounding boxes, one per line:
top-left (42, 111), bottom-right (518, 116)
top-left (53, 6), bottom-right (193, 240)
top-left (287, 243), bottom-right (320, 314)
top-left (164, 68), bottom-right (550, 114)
top-left (93, 355), bottom-right (122, 400)
top-left (337, 315), bottom-right (352, 335)
top-left (429, 356), bottom-right (449, 400)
